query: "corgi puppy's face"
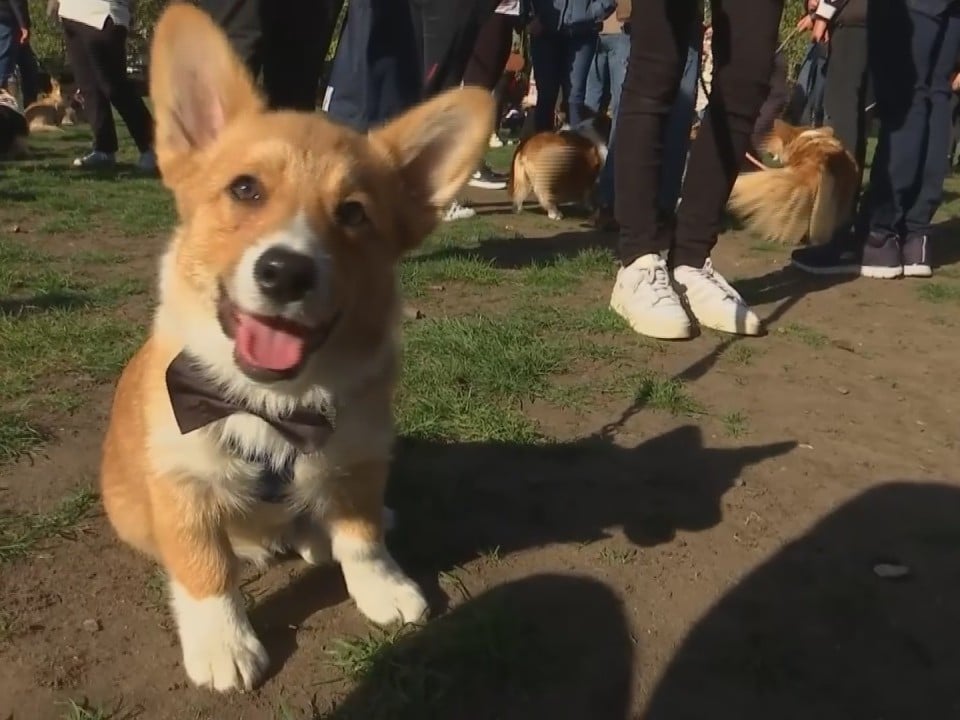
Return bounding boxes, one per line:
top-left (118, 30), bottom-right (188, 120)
top-left (149, 4), bottom-right (493, 385)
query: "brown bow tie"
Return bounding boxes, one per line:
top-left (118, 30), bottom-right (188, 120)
top-left (165, 352), bottom-right (335, 454)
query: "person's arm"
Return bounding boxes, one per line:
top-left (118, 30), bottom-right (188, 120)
top-left (11, 0), bottom-right (31, 41)
top-left (590, 0), bottom-right (618, 22)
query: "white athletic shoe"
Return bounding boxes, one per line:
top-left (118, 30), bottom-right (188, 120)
top-left (610, 253), bottom-right (693, 340)
top-left (672, 259), bottom-right (762, 336)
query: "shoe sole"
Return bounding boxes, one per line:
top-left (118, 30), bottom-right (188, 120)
top-left (903, 264), bottom-right (932, 278)
top-left (609, 297), bottom-right (694, 340)
top-left (468, 179), bottom-right (507, 190)
top-left (790, 259), bottom-right (861, 276)
top-left (860, 265), bottom-right (904, 279)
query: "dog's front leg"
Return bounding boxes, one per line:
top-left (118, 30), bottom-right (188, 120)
top-left (152, 482), bottom-right (269, 692)
top-left (326, 461), bottom-right (428, 626)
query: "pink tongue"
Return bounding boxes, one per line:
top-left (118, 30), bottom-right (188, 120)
top-left (235, 314), bottom-right (307, 372)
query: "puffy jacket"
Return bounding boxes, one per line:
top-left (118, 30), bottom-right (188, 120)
top-left (0, 0), bottom-right (30, 29)
top-left (531, 0), bottom-right (617, 34)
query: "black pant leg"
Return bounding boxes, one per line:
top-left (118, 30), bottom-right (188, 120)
top-left (196, 0), bottom-right (263, 79)
top-left (61, 18), bottom-right (118, 153)
top-left (672, 0), bottom-right (785, 268)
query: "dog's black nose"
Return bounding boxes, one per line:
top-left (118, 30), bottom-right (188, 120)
top-left (253, 246), bottom-right (316, 303)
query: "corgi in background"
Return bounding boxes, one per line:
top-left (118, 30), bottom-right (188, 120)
top-left (99, 3), bottom-right (493, 693)
top-left (727, 118), bottom-right (860, 246)
top-left (24, 78), bottom-right (68, 131)
top-left (509, 112), bottom-right (610, 220)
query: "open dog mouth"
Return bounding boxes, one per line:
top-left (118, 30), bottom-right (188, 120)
top-left (216, 284), bottom-right (340, 381)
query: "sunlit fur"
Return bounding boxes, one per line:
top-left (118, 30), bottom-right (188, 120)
top-left (728, 119), bottom-right (860, 246)
top-left (24, 78), bottom-right (68, 132)
top-left (99, 2), bottom-right (493, 693)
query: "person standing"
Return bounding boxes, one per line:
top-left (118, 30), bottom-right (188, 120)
top-left (0, 0), bottom-right (29, 97)
top-left (794, 0), bottom-right (960, 279)
top-left (529, 0), bottom-right (616, 132)
top-left (610, 0), bottom-right (784, 340)
top-left (56, 0), bottom-right (155, 170)
top-left (196, 0), bottom-right (335, 112)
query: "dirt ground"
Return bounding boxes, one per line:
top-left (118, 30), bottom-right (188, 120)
top-left (2, 176), bottom-right (960, 720)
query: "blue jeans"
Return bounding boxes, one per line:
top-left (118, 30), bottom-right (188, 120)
top-left (588, 33), bottom-right (630, 207)
top-left (531, 29), bottom-right (597, 131)
top-left (0, 22), bottom-right (19, 95)
top-left (866, 1), bottom-right (960, 236)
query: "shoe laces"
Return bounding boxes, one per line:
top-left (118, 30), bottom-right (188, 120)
top-left (691, 259), bottom-right (741, 302)
top-left (628, 258), bottom-right (676, 305)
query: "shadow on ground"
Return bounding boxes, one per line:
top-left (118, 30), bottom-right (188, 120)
top-left (274, 482), bottom-right (960, 719)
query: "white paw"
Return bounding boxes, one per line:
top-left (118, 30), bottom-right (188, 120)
top-left (171, 583), bottom-right (269, 692)
top-left (548, 209), bottom-right (563, 220)
top-left (347, 563), bottom-right (428, 626)
top-left (334, 539), bottom-right (427, 626)
top-left (294, 532), bottom-right (332, 566)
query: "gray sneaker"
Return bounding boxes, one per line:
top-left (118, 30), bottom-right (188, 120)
top-left (902, 233), bottom-right (932, 278)
top-left (861, 232), bottom-right (903, 279)
top-left (137, 149), bottom-right (158, 173)
top-left (73, 150), bottom-right (116, 169)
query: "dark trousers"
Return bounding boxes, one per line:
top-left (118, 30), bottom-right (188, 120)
top-left (530, 29), bottom-right (597, 131)
top-left (615, 0), bottom-right (784, 268)
top-left (412, 0), bottom-right (497, 97)
top-left (751, 50), bottom-right (789, 154)
top-left (866, 1), bottom-right (960, 237)
top-left (197, 0), bottom-right (335, 111)
top-left (462, 11), bottom-right (516, 91)
top-left (823, 24), bottom-right (869, 220)
top-left (61, 18), bottom-right (153, 154)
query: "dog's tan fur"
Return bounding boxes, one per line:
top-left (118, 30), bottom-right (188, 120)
top-left (99, 2), bottom-right (493, 693)
top-left (24, 78), bottom-right (67, 131)
top-left (508, 121), bottom-right (607, 220)
top-left (727, 119), bottom-right (860, 246)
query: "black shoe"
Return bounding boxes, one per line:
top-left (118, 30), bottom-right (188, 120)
top-left (468, 162), bottom-right (507, 190)
top-left (860, 231), bottom-right (903, 279)
top-left (902, 232), bottom-right (932, 278)
top-left (791, 236), bottom-right (863, 275)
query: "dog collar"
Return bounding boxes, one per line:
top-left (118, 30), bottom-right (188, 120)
top-left (164, 351), bottom-right (335, 454)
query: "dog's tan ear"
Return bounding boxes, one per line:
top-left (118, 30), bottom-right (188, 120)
top-left (369, 87), bottom-right (495, 246)
top-left (149, 2), bottom-right (262, 183)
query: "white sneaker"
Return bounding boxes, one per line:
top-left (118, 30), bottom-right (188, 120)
top-left (489, 133), bottom-right (504, 148)
top-left (443, 200), bottom-right (476, 222)
top-left (672, 259), bottom-right (762, 336)
top-left (72, 150), bottom-right (115, 168)
top-left (609, 253), bottom-right (693, 340)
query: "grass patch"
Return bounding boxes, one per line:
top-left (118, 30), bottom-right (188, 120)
top-left (598, 547), bottom-right (638, 565)
top-left (917, 281), bottom-right (960, 304)
top-left (633, 372), bottom-right (705, 416)
top-left (325, 602), bottom-right (536, 720)
top-left (0, 487), bottom-right (98, 563)
top-left (397, 314), bottom-right (569, 442)
top-left (0, 415), bottom-right (47, 463)
top-left (725, 344), bottom-right (760, 366)
top-left (720, 410), bottom-right (749, 438)
top-left (777, 322), bottom-right (829, 349)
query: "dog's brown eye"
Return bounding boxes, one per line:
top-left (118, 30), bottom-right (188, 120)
top-left (228, 175), bottom-right (264, 203)
top-left (334, 200), bottom-right (368, 227)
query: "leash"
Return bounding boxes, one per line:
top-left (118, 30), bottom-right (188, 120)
top-left (744, 151), bottom-right (768, 171)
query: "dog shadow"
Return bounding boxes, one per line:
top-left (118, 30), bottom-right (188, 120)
top-left (292, 481), bottom-right (960, 719)
top-left (251, 423), bottom-right (796, 680)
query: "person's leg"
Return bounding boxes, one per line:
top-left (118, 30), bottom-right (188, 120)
top-left (609, 0), bottom-right (699, 341)
top-left (86, 19), bottom-right (154, 154)
top-left (585, 34), bottom-right (609, 114)
top-left (822, 25), bottom-right (869, 215)
top-left (901, 8), bottom-right (960, 276)
top-left (669, 0), bottom-right (783, 337)
top-left (0, 23), bottom-right (17, 96)
top-left (658, 38), bottom-right (701, 213)
top-left (261, 0), bottom-right (334, 110)
top-left (17, 43), bottom-right (39, 106)
top-left (419, 0), bottom-right (496, 97)
top-left (61, 19), bottom-right (118, 160)
top-left (195, 0), bottom-right (263, 79)
top-left (462, 10), bottom-right (512, 90)
top-left (566, 31), bottom-right (597, 127)
top-left (531, 32), bottom-right (564, 131)
top-left (749, 49), bottom-right (788, 155)
top-left (594, 32), bottom-right (630, 221)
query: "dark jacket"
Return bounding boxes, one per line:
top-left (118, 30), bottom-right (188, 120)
top-left (0, 0), bottom-right (30, 29)
top-left (531, 0), bottom-right (617, 34)
top-left (837, 0), bottom-right (866, 25)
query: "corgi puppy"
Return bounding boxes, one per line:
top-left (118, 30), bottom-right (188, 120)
top-left (24, 78), bottom-right (67, 131)
top-left (727, 119), bottom-right (860, 246)
top-left (509, 114), bottom-right (609, 220)
top-left (99, 3), bottom-right (493, 693)
top-left (0, 89), bottom-right (28, 157)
